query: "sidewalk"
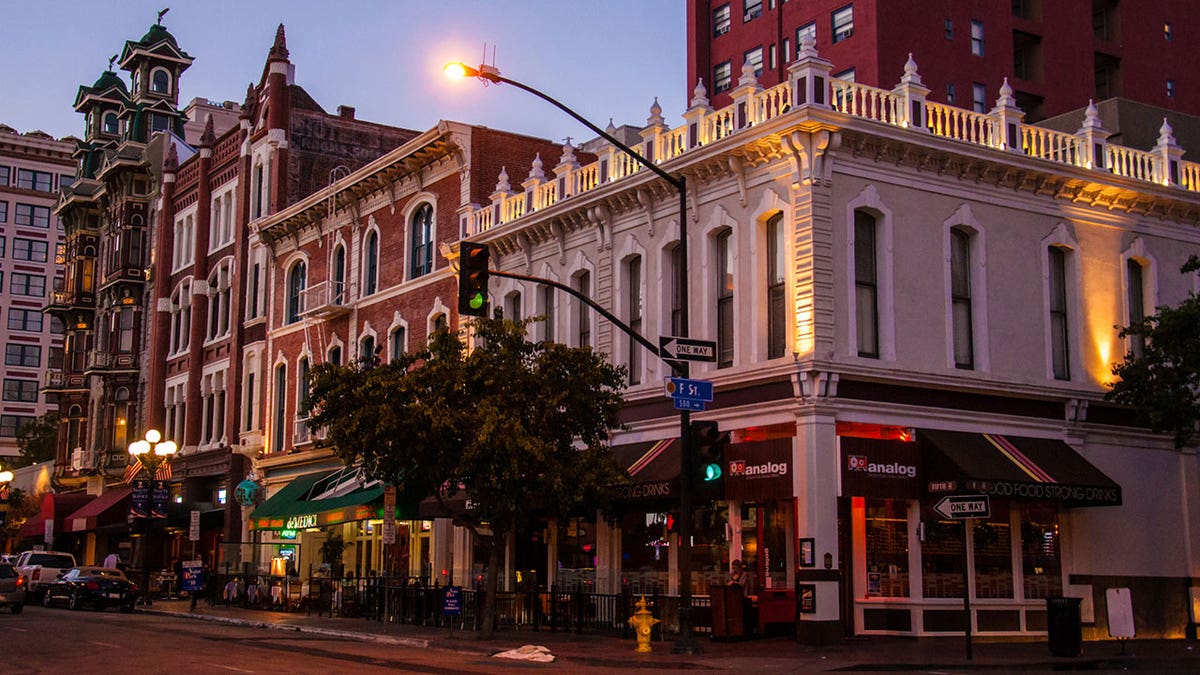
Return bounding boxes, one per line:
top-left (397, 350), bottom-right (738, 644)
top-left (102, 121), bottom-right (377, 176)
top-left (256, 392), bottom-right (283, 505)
top-left (143, 599), bottom-right (1200, 671)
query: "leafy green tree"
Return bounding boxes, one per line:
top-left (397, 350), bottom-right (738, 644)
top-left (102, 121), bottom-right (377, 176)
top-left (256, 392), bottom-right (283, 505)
top-left (1106, 255), bottom-right (1200, 448)
top-left (15, 411), bottom-right (58, 468)
top-left (305, 317), bottom-right (627, 638)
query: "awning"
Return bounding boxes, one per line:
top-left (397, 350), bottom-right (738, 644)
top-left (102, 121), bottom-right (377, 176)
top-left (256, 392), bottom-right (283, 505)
top-left (611, 439), bottom-right (679, 504)
top-left (249, 467), bottom-right (415, 531)
top-left (18, 493), bottom-right (94, 539)
top-left (62, 487), bottom-right (131, 533)
top-left (920, 429), bottom-right (1122, 507)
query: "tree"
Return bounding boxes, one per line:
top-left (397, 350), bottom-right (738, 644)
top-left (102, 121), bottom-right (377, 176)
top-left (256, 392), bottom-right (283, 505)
top-left (305, 317), bottom-right (628, 639)
top-left (14, 411), bottom-right (58, 468)
top-left (1106, 255), bottom-right (1200, 448)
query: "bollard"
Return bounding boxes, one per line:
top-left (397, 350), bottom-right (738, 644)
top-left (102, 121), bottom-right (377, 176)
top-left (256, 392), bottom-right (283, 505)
top-left (628, 596), bottom-right (660, 653)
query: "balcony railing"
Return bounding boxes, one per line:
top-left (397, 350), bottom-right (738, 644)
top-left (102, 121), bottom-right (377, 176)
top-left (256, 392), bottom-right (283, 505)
top-left (86, 350), bottom-right (137, 371)
top-left (42, 370), bottom-right (87, 390)
top-left (43, 289), bottom-right (95, 312)
top-left (300, 280), bottom-right (350, 318)
top-left (465, 43), bottom-right (1199, 236)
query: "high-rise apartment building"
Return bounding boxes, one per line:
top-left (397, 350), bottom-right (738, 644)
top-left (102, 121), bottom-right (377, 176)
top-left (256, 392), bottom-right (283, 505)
top-left (0, 127), bottom-right (72, 462)
top-left (688, 0), bottom-right (1200, 121)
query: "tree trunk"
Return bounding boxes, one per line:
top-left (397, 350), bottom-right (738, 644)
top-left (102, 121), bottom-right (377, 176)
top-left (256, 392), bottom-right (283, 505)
top-left (481, 529), bottom-right (502, 639)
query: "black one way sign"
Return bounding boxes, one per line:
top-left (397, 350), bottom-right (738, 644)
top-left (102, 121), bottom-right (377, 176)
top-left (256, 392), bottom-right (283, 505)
top-left (659, 336), bottom-right (717, 362)
top-left (933, 495), bottom-right (990, 520)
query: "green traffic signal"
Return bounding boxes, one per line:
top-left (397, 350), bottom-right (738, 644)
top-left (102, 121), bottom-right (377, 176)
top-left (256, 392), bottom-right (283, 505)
top-left (469, 292), bottom-right (485, 310)
top-left (703, 463), bottom-right (722, 482)
top-left (458, 242), bottom-right (491, 317)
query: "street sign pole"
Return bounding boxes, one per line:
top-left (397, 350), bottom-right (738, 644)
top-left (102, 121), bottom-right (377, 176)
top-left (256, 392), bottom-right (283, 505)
top-left (963, 518), bottom-right (973, 661)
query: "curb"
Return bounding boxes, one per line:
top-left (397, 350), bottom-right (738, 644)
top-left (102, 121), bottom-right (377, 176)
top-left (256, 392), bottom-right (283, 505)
top-left (139, 607), bottom-right (431, 648)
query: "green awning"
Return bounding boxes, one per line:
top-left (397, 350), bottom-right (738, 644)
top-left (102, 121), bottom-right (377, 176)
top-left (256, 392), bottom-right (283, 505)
top-left (249, 469), bottom-right (388, 531)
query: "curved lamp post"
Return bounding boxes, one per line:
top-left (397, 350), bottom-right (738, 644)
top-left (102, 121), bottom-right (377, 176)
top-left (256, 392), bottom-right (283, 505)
top-left (445, 61), bottom-right (702, 653)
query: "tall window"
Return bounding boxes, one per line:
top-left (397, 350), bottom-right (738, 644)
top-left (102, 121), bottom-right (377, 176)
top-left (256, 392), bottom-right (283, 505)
top-left (972, 83), bottom-right (987, 113)
top-left (970, 20), bottom-right (985, 56)
top-left (541, 285), bottom-right (555, 342)
top-left (669, 245), bottom-right (683, 336)
top-left (950, 228), bottom-right (974, 369)
top-left (714, 61), bottom-right (733, 94)
top-left (767, 214), bottom-right (786, 359)
top-left (151, 68), bottom-right (171, 94)
top-left (248, 261), bottom-right (262, 319)
top-left (252, 163), bottom-right (264, 219)
top-left (832, 4), bottom-right (854, 43)
top-left (244, 371), bottom-right (256, 432)
top-left (117, 306), bottom-right (135, 353)
top-left (360, 335), bottom-right (376, 367)
top-left (286, 261), bottom-right (306, 324)
top-left (170, 282), bottom-right (191, 354)
top-left (273, 364), bottom-right (287, 452)
top-left (297, 357), bottom-right (310, 415)
top-left (332, 245), bottom-right (346, 304)
top-left (410, 203), bottom-right (434, 278)
top-left (574, 271), bottom-right (591, 347)
top-left (1048, 246), bottom-right (1070, 380)
top-left (364, 231), bottom-right (379, 295)
top-left (626, 256), bottom-right (643, 385)
top-left (716, 230), bottom-right (734, 368)
top-left (390, 327), bottom-right (406, 361)
top-left (854, 211), bottom-right (879, 358)
top-left (113, 388), bottom-right (130, 451)
top-left (713, 3), bottom-right (731, 36)
top-left (1126, 259), bottom-right (1146, 359)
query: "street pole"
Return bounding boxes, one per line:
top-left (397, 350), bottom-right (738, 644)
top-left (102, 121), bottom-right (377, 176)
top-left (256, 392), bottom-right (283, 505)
top-left (448, 62), bottom-right (699, 653)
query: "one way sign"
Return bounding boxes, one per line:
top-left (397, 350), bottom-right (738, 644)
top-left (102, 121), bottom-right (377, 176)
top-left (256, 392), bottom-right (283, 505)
top-left (933, 495), bottom-right (990, 520)
top-left (659, 336), bottom-right (717, 362)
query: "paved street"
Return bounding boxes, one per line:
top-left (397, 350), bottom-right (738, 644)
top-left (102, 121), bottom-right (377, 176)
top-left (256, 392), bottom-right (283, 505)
top-left (7, 601), bottom-right (1200, 674)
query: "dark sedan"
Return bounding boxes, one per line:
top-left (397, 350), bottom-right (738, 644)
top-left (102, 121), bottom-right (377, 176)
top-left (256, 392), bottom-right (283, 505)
top-left (42, 566), bottom-right (138, 612)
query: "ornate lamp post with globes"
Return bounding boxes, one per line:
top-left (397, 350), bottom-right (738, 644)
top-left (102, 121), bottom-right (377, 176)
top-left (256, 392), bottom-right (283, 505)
top-left (127, 429), bottom-right (177, 604)
top-left (0, 465), bottom-right (13, 554)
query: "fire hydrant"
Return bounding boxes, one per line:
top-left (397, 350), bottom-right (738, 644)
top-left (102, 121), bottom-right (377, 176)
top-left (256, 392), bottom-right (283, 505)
top-left (628, 595), bottom-right (660, 653)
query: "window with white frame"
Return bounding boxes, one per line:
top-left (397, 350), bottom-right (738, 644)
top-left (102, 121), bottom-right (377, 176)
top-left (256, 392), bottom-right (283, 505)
top-left (243, 354), bottom-right (258, 433)
top-left (854, 210), bottom-right (879, 358)
top-left (1125, 258), bottom-right (1149, 359)
top-left (246, 247), bottom-right (264, 320)
top-left (286, 261), bottom-right (306, 324)
top-left (151, 67), bottom-right (171, 94)
top-left (832, 4), bottom-right (854, 43)
top-left (360, 334), bottom-right (377, 367)
top-left (295, 357), bottom-right (310, 444)
top-left (540, 285), bottom-right (556, 342)
top-left (1047, 245), bottom-right (1071, 380)
top-left (364, 230), bottom-right (379, 295)
top-left (201, 369), bottom-right (227, 446)
top-left (767, 214), bottom-right (787, 359)
top-left (715, 230), bottom-right (735, 368)
top-left (950, 228), bottom-right (974, 369)
top-left (207, 260), bottom-right (233, 341)
top-left (573, 270), bottom-right (591, 348)
top-left (170, 280), bottom-right (192, 355)
top-left (390, 326), bottom-right (407, 361)
top-left (744, 0), bottom-right (762, 22)
top-left (410, 203), bottom-right (434, 279)
top-left (164, 381), bottom-right (187, 446)
top-left (332, 243), bottom-right (346, 304)
top-left (626, 255), bottom-right (643, 385)
top-left (273, 363), bottom-right (287, 453)
top-left (173, 213), bottom-right (194, 270)
top-left (668, 245), bottom-right (683, 336)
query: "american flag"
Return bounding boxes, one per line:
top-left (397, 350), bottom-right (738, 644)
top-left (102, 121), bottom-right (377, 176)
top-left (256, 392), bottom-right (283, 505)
top-left (122, 458), bottom-right (172, 483)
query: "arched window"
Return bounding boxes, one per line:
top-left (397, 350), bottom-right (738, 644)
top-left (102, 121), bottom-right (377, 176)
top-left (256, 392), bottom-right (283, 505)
top-left (328, 345), bottom-right (342, 366)
top-left (103, 112), bottom-right (119, 135)
top-left (287, 261), bottom-right (306, 324)
top-left (273, 364), bottom-right (287, 453)
top-left (113, 388), bottom-right (130, 451)
top-left (360, 335), bottom-right (376, 367)
top-left (854, 210), bottom-right (879, 358)
top-left (389, 327), bottom-right (407, 361)
top-left (410, 203), bottom-right (434, 279)
top-left (625, 256), bottom-right (642, 384)
top-left (332, 244), bottom-right (346, 304)
top-left (364, 231), bottom-right (379, 295)
top-left (151, 68), bottom-right (170, 94)
top-left (715, 229), bottom-right (734, 368)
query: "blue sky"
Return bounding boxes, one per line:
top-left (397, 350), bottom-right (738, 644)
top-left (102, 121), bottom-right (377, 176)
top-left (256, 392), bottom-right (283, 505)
top-left (1, 1), bottom-right (686, 145)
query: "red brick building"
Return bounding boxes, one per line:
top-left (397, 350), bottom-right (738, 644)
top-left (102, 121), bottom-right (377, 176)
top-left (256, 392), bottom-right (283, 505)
top-left (688, 0), bottom-right (1200, 121)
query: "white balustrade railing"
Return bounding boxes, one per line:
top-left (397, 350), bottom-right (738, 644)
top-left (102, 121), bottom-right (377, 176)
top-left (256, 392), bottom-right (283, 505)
top-left (464, 61), bottom-right (1197, 234)
top-left (832, 79), bottom-right (901, 125)
top-left (1107, 145), bottom-right (1159, 184)
top-left (926, 102), bottom-right (999, 148)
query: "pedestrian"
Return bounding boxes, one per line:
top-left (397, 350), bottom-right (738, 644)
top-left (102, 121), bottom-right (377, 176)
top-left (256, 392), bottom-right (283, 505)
top-left (728, 559), bottom-right (745, 586)
top-left (103, 551), bottom-right (121, 569)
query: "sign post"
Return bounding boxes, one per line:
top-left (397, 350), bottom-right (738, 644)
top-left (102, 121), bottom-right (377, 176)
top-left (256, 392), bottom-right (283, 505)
top-left (930, 494), bottom-right (989, 661)
top-left (189, 509), bottom-right (200, 560)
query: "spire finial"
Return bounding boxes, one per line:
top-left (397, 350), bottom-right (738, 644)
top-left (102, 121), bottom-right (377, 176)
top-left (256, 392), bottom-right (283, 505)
top-left (108, 54), bottom-right (118, 71)
top-left (157, 7), bottom-right (169, 25)
top-left (269, 24), bottom-right (289, 59)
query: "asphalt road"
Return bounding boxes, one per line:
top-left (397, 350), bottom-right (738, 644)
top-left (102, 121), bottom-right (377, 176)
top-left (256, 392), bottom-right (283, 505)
top-left (3, 605), bottom-right (584, 674)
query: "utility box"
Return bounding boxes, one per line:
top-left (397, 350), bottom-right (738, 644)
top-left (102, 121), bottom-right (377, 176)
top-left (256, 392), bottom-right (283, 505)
top-left (1046, 596), bottom-right (1083, 657)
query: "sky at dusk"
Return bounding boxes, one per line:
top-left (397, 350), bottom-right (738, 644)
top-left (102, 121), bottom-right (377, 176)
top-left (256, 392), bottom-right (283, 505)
top-left (0, 1), bottom-right (687, 147)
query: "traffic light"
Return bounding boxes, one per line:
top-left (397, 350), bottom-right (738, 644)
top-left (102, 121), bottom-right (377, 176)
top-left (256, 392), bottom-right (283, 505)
top-left (691, 420), bottom-right (730, 502)
top-left (458, 242), bottom-right (490, 317)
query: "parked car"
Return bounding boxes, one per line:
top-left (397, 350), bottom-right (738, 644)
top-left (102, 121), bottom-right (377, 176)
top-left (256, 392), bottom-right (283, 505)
top-left (42, 566), bottom-right (137, 613)
top-left (14, 551), bottom-right (76, 599)
top-left (0, 562), bottom-right (26, 614)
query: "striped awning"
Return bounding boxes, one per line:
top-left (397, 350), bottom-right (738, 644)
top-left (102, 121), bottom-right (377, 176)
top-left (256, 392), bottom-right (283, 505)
top-left (919, 429), bottom-right (1121, 507)
top-left (611, 439), bottom-right (679, 503)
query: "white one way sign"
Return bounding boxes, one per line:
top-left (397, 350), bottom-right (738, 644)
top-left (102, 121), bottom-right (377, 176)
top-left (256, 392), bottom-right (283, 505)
top-left (933, 495), bottom-right (990, 520)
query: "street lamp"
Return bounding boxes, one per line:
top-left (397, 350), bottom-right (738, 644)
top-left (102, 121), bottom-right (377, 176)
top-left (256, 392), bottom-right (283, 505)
top-left (0, 464), bottom-right (12, 503)
top-left (128, 429), bottom-right (176, 604)
top-left (445, 61), bottom-right (703, 653)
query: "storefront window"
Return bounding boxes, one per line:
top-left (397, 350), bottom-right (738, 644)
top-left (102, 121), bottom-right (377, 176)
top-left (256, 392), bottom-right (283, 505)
top-left (557, 517), bottom-right (597, 591)
top-left (689, 504), bottom-right (729, 594)
top-left (973, 501), bottom-right (1013, 599)
top-left (621, 511), bottom-right (670, 594)
top-left (1020, 502), bottom-right (1062, 599)
top-left (920, 504), bottom-right (965, 598)
top-left (865, 499), bottom-right (909, 597)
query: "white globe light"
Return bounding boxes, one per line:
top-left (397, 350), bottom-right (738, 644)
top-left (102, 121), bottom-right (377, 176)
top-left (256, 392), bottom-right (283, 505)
top-left (0, 470), bottom-right (13, 483)
top-left (145, 429), bottom-right (162, 444)
top-left (129, 440), bottom-right (150, 456)
top-left (155, 440), bottom-right (178, 457)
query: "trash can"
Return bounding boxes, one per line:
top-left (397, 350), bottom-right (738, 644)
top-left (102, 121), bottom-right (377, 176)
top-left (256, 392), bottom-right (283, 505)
top-left (709, 584), bottom-right (745, 639)
top-left (1046, 596), bottom-right (1083, 657)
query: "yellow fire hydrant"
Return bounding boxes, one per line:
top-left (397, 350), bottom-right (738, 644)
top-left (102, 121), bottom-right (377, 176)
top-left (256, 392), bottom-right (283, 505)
top-left (628, 595), bottom-right (660, 653)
